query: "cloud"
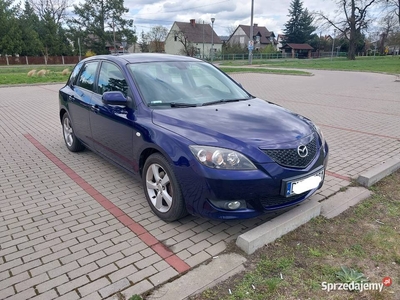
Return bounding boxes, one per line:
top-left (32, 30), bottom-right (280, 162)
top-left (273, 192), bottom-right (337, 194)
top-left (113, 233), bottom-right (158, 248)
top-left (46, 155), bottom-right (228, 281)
top-left (125, 0), bottom-right (345, 37)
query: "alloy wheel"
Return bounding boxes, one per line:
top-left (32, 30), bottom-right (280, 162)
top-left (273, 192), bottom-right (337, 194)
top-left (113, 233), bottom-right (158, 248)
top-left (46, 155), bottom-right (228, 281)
top-left (145, 163), bottom-right (173, 213)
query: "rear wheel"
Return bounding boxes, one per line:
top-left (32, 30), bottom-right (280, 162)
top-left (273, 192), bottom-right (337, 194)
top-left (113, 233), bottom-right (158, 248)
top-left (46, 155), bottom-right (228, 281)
top-left (62, 113), bottom-right (84, 152)
top-left (142, 153), bottom-right (187, 222)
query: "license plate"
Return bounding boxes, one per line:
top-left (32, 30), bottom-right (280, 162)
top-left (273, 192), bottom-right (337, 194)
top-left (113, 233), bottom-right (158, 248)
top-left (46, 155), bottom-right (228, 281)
top-left (284, 169), bottom-right (324, 197)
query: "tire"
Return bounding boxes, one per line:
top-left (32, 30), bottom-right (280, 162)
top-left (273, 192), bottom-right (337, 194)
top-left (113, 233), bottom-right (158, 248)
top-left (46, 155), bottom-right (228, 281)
top-left (142, 153), bottom-right (187, 222)
top-left (62, 112), bottom-right (85, 152)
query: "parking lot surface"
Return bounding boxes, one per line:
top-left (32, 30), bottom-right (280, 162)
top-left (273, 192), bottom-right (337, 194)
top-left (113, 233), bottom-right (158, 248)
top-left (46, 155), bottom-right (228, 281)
top-left (1, 69), bottom-right (399, 299)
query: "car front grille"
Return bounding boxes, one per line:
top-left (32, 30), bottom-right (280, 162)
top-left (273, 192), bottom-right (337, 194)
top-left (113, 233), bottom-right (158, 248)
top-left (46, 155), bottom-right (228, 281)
top-left (259, 192), bottom-right (308, 209)
top-left (262, 137), bottom-right (317, 168)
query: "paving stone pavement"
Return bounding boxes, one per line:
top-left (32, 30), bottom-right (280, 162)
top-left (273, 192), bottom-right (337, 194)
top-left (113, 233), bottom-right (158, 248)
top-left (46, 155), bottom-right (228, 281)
top-left (0, 69), bottom-right (399, 299)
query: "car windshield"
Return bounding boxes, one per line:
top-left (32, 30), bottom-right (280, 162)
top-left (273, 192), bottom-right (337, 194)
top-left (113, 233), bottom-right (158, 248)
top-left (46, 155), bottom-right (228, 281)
top-left (128, 61), bottom-right (251, 107)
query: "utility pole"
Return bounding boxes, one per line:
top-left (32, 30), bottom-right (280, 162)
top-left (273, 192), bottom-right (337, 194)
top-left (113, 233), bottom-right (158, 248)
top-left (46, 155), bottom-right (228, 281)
top-left (211, 18), bottom-right (215, 62)
top-left (202, 21), bottom-right (205, 59)
top-left (78, 37), bottom-right (82, 61)
top-left (248, 0), bottom-right (254, 65)
top-left (113, 18), bottom-right (116, 54)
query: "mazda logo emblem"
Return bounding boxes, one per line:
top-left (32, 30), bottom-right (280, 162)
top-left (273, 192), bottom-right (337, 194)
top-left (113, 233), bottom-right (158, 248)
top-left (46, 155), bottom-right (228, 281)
top-left (297, 145), bottom-right (308, 158)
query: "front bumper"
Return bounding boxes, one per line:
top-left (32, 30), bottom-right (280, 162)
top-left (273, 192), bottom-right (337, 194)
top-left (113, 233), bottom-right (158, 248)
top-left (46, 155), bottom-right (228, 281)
top-left (175, 142), bottom-right (329, 220)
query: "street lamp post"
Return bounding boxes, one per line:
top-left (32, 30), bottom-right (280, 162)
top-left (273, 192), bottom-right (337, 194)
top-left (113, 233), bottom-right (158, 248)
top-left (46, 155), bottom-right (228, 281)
top-left (248, 0), bottom-right (254, 65)
top-left (211, 18), bottom-right (215, 63)
top-left (330, 29), bottom-right (336, 61)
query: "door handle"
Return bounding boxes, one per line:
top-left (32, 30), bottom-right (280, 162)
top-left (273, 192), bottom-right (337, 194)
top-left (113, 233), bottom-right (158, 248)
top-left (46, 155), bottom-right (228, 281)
top-left (91, 104), bottom-right (100, 113)
top-left (68, 95), bottom-right (75, 102)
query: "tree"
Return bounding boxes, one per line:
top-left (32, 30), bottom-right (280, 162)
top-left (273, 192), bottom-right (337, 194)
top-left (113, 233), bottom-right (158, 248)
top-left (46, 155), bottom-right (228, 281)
top-left (387, 30), bottom-right (400, 53)
top-left (262, 44), bottom-right (279, 53)
top-left (173, 30), bottom-right (196, 56)
top-left (283, 0), bottom-right (316, 43)
top-left (226, 25), bottom-right (237, 37)
top-left (139, 30), bottom-right (150, 53)
top-left (37, 11), bottom-right (61, 56)
top-left (145, 25), bottom-right (168, 52)
top-left (222, 43), bottom-right (246, 54)
top-left (377, 13), bottom-right (398, 54)
top-left (28, 0), bottom-right (70, 25)
top-left (68, 0), bottom-right (135, 54)
top-left (19, 1), bottom-right (43, 55)
top-left (383, 0), bottom-right (400, 24)
top-left (316, 0), bottom-right (380, 60)
top-left (308, 33), bottom-right (322, 50)
top-left (0, 0), bottom-right (22, 55)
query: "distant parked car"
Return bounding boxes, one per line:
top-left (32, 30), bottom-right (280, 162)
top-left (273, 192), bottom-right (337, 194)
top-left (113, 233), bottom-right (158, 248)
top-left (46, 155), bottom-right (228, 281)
top-left (59, 54), bottom-right (329, 221)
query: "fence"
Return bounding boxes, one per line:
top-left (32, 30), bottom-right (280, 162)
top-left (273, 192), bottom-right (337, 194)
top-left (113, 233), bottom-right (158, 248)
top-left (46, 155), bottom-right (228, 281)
top-left (214, 52), bottom-right (350, 61)
top-left (312, 52), bottom-right (348, 58)
top-left (216, 52), bottom-right (289, 61)
top-left (0, 56), bottom-right (81, 66)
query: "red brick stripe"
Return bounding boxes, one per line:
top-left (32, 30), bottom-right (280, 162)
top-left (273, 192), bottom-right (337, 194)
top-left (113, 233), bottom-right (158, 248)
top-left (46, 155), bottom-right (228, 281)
top-left (319, 124), bottom-right (399, 140)
top-left (325, 171), bottom-right (351, 181)
top-left (24, 134), bottom-right (190, 274)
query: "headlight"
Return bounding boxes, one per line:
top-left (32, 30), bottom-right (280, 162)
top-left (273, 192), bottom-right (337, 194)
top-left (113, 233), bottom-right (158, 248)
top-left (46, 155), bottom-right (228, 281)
top-left (189, 146), bottom-right (256, 170)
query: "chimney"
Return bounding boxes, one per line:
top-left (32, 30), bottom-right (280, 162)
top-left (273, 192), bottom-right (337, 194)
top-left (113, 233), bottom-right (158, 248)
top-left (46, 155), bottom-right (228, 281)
top-left (253, 23), bottom-right (258, 27)
top-left (190, 19), bottom-right (195, 27)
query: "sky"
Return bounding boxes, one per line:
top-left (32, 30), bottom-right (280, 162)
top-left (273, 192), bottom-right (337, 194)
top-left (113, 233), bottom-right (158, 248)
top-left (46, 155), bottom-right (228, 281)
top-left (121, 0), bottom-right (340, 37)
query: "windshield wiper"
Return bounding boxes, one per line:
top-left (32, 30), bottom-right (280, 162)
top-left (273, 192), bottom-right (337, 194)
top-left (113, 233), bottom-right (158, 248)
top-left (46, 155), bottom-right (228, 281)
top-left (148, 102), bottom-right (197, 108)
top-left (201, 98), bottom-right (250, 106)
top-left (170, 102), bottom-right (197, 108)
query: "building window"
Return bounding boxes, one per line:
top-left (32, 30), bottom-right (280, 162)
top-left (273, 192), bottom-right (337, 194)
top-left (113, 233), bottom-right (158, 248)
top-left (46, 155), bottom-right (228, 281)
top-left (174, 35), bottom-right (177, 41)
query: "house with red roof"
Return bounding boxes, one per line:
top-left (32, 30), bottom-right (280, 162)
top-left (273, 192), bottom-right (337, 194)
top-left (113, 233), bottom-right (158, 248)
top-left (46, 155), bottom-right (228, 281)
top-left (164, 19), bottom-right (222, 58)
top-left (227, 24), bottom-right (277, 51)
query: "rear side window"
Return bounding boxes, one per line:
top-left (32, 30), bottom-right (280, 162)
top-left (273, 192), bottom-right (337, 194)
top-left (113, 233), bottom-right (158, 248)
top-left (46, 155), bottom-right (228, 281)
top-left (76, 61), bottom-right (99, 92)
top-left (97, 62), bottom-right (128, 96)
top-left (68, 61), bottom-right (83, 85)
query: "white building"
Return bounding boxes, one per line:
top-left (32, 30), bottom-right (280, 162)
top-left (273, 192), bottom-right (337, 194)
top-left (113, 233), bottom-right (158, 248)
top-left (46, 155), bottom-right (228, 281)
top-left (165, 19), bottom-right (222, 59)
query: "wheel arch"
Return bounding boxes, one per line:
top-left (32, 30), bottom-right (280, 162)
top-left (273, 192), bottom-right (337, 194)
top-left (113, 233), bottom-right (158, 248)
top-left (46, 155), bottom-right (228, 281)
top-left (59, 108), bottom-right (67, 124)
top-left (139, 147), bottom-right (161, 177)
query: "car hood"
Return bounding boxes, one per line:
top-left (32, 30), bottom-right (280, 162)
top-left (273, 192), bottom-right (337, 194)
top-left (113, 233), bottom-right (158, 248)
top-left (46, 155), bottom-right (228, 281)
top-left (152, 98), bottom-right (314, 149)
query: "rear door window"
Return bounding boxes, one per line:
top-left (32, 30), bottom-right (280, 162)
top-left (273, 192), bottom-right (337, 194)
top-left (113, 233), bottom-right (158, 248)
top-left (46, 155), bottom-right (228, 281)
top-left (76, 62), bottom-right (99, 92)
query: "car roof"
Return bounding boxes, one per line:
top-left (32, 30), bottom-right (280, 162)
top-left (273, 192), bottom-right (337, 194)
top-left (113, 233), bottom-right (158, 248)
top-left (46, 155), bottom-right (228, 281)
top-left (83, 53), bottom-right (202, 64)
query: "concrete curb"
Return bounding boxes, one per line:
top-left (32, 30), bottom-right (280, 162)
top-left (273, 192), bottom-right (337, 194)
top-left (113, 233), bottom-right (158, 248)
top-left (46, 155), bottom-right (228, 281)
top-left (236, 198), bottom-right (321, 255)
top-left (357, 157), bottom-right (400, 187)
top-left (320, 187), bottom-right (371, 219)
top-left (145, 253), bottom-right (246, 300)
top-left (142, 158), bottom-right (400, 299)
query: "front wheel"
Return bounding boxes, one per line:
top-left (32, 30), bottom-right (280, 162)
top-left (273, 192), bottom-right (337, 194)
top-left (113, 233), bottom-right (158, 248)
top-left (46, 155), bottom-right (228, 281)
top-left (142, 153), bottom-right (187, 222)
top-left (62, 113), bottom-right (84, 152)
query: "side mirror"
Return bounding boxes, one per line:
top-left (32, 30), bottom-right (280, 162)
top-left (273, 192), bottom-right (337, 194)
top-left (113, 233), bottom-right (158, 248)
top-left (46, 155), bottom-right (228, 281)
top-left (102, 91), bottom-right (127, 106)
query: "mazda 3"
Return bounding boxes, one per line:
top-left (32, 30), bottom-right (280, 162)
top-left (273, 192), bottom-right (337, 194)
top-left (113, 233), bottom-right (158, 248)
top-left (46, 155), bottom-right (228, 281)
top-left (59, 54), bottom-right (329, 221)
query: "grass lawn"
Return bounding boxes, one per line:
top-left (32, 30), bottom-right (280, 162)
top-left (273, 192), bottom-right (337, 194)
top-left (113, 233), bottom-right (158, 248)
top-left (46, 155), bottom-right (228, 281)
top-left (220, 56), bottom-right (400, 74)
top-left (1, 56), bottom-right (398, 85)
top-left (0, 64), bottom-right (310, 85)
top-left (220, 67), bottom-right (312, 76)
top-left (190, 170), bottom-right (400, 300)
top-left (0, 65), bottom-right (73, 85)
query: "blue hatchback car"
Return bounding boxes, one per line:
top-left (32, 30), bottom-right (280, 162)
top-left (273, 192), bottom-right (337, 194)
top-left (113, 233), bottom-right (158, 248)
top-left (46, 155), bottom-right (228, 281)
top-left (59, 54), bottom-right (329, 221)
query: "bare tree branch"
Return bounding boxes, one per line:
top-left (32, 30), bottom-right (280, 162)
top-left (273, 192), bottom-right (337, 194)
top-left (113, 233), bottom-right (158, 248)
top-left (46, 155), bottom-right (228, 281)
top-left (29, 0), bottom-right (70, 24)
top-left (315, 0), bottom-right (380, 59)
